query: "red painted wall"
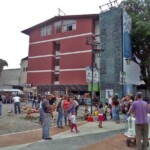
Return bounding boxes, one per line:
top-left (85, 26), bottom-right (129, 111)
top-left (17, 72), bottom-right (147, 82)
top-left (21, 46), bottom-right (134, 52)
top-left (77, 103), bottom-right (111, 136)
top-left (60, 36), bottom-right (91, 53)
top-left (28, 57), bottom-right (54, 71)
top-left (29, 18), bottom-right (94, 43)
top-left (27, 72), bottom-right (53, 85)
top-left (29, 42), bottom-right (53, 56)
top-left (60, 53), bottom-right (91, 69)
top-left (59, 71), bottom-right (87, 84)
top-left (27, 16), bottom-right (97, 86)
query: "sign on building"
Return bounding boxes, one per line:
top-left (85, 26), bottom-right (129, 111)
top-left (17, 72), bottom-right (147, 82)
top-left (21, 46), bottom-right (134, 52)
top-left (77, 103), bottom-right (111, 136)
top-left (105, 89), bottom-right (113, 99)
top-left (86, 66), bottom-right (99, 83)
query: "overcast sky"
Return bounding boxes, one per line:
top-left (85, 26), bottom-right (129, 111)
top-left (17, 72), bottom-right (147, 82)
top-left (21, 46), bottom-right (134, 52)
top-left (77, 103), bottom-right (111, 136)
top-left (0, 0), bottom-right (122, 69)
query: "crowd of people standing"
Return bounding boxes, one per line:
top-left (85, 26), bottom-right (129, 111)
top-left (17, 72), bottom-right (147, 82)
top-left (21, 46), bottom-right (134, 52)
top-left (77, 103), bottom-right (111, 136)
top-left (105, 92), bottom-right (150, 150)
top-left (40, 94), bottom-right (80, 140)
top-left (0, 91), bottom-right (150, 150)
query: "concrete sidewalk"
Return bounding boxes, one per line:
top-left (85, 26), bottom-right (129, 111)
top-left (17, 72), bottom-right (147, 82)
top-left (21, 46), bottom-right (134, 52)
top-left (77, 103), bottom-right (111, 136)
top-left (53, 121), bottom-right (125, 140)
top-left (0, 120), bottom-right (125, 150)
top-left (0, 121), bottom-right (86, 148)
top-left (1, 120), bottom-right (149, 150)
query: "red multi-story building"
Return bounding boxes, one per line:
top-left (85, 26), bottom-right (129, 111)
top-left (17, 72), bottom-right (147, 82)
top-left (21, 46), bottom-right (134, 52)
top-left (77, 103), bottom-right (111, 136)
top-left (22, 14), bottom-right (99, 93)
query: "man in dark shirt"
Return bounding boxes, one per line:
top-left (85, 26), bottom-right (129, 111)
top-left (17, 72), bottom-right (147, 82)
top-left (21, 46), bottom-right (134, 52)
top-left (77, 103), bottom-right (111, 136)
top-left (42, 94), bottom-right (52, 140)
top-left (32, 95), bottom-right (37, 108)
top-left (49, 95), bottom-right (56, 105)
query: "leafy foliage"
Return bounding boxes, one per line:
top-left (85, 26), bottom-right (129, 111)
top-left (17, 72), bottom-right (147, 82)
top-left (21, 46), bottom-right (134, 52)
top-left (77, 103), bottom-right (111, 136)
top-left (121, 0), bottom-right (150, 90)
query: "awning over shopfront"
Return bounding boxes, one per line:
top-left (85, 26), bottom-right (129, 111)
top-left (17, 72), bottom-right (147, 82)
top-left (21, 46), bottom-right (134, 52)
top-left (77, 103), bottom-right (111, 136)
top-left (37, 84), bottom-right (88, 92)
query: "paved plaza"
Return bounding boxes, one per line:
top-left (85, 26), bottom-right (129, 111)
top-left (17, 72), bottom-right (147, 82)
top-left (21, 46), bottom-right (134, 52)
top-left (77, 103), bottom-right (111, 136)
top-left (0, 103), bottom-right (150, 150)
top-left (0, 120), bottom-right (142, 150)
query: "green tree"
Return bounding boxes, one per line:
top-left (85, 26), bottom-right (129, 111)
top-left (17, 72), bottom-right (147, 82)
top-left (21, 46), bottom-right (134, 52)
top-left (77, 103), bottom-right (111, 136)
top-left (121, 0), bottom-right (150, 90)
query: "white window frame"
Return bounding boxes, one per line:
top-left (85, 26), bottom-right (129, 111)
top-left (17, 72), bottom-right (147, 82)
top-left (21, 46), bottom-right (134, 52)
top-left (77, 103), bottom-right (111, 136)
top-left (41, 25), bottom-right (52, 36)
top-left (62, 20), bottom-right (76, 32)
top-left (54, 21), bottom-right (62, 33)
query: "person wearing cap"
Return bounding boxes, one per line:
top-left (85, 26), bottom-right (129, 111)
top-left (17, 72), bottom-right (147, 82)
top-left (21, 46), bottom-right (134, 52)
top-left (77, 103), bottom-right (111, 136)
top-left (42, 94), bottom-right (53, 140)
top-left (130, 92), bottom-right (149, 150)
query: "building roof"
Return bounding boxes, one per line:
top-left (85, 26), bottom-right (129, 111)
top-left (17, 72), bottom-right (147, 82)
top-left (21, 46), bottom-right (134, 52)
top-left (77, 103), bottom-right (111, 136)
top-left (37, 84), bottom-right (88, 92)
top-left (22, 14), bottom-right (99, 35)
top-left (21, 57), bottom-right (28, 62)
top-left (0, 89), bottom-right (24, 94)
top-left (3, 68), bottom-right (20, 71)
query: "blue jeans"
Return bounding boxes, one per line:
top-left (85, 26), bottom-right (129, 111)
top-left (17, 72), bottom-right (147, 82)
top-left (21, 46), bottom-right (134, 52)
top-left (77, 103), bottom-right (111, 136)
top-left (14, 102), bottom-right (21, 114)
top-left (113, 106), bottom-right (120, 121)
top-left (57, 108), bottom-right (63, 127)
top-left (0, 104), bottom-right (2, 115)
top-left (32, 100), bottom-right (37, 108)
top-left (123, 113), bottom-right (128, 122)
top-left (39, 108), bottom-right (44, 123)
top-left (63, 111), bottom-right (68, 125)
top-left (42, 113), bottom-right (51, 139)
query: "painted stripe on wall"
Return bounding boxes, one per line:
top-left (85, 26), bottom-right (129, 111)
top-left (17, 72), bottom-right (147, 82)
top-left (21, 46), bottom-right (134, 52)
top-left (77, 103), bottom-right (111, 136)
top-left (27, 68), bottom-right (86, 73)
top-left (60, 68), bottom-right (86, 72)
top-left (29, 54), bottom-right (55, 59)
top-left (28, 50), bottom-right (92, 59)
top-left (60, 50), bottom-right (92, 56)
top-left (27, 70), bottom-right (54, 73)
top-left (30, 32), bottom-right (94, 45)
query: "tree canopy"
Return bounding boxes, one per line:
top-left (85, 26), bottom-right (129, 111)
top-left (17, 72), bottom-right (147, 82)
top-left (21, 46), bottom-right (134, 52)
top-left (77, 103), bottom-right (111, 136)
top-left (121, 0), bottom-right (150, 90)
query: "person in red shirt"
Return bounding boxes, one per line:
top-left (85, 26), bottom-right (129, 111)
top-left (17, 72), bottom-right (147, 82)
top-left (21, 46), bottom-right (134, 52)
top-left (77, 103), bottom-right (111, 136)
top-left (61, 95), bottom-right (70, 126)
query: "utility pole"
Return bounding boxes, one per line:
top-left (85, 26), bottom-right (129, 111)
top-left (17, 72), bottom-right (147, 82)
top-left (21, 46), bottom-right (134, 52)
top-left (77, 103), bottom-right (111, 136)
top-left (86, 36), bottom-right (104, 114)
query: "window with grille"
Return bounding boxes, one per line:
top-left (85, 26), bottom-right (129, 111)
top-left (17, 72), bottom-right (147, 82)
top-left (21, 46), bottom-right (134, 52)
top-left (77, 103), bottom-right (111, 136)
top-left (40, 25), bottom-right (52, 36)
top-left (55, 43), bottom-right (60, 51)
top-left (55, 59), bottom-right (60, 66)
top-left (54, 21), bottom-right (61, 33)
top-left (62, 20), bottom-right (76, 32)
top-left (54, 74), bottom-right (59, 82)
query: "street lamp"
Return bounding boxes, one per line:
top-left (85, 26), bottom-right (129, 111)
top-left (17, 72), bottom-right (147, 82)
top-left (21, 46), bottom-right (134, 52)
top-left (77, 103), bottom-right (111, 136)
top-left (86, 35), bottom-right (104, 114)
